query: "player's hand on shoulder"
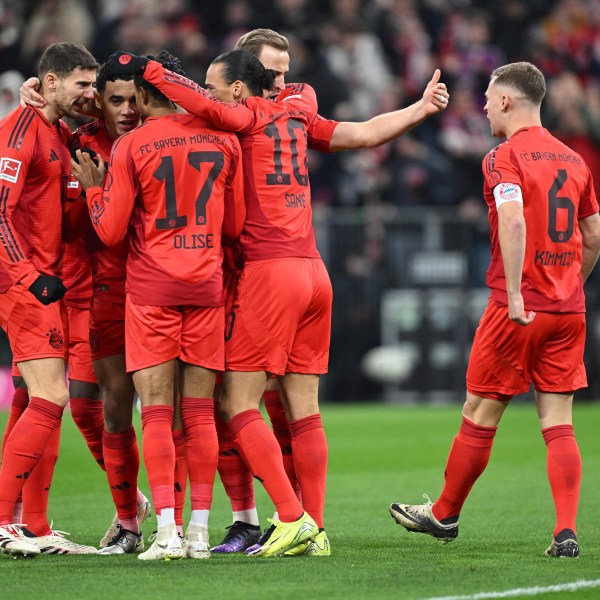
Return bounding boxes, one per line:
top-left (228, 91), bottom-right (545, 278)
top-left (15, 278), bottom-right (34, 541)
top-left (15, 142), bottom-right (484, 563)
top-left (104, 51), bottom-right (149, 80)
top-left (423, 69), bottom-right (449, 115)
top-left (70, 149), bottom-right (106, 191)
top-left (19, 77), bottom-right (46, 109)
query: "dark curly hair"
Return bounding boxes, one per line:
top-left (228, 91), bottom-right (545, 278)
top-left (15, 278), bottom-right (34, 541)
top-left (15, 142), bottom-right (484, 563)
top-left (134, 50), bottom-right (188, 104)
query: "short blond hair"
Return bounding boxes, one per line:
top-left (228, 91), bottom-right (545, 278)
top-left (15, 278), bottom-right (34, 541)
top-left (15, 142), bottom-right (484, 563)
top-left (491, 62), bottom-right (546, 105)
top-left (235, 29), bottom-right (289, 58)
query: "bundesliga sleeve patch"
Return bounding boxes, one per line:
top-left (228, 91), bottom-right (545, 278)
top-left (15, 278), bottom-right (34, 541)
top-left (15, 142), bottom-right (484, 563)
top-left (0, 157), bottom-right (22, 183)
top-left (493, 182), bottom-right (523, 209)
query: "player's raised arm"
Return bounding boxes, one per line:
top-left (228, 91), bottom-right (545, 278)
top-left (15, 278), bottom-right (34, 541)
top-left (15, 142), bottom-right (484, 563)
top-left (103, 51), bottom-right (255, 133)
top-left (324, 69), bottom-right (449, 152)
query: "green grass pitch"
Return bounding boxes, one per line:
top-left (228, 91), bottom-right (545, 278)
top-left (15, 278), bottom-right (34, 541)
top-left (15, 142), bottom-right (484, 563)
top-left (1, 402), bottom-right (599, 599)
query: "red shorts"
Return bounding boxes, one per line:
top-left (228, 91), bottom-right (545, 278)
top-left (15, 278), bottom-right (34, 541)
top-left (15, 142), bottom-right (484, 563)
top-left (467, 297), bottom-right (587, 400)
top-left (225, 258), bottom-right (332, 375)
top-left (89, 296), bottom-right (125, 361)
top-left (125, 295), bottom-right (225, 373)
top-left (66, 305), bottom-right (96, 383)
top-left (0, 282), bottom-right (67, 363)
top-left (224, 268), bottom-right (241, 317)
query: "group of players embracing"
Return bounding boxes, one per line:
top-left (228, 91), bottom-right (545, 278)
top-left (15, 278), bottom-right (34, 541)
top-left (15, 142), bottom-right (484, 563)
top-left (0, 28), bottom-right (449, 560)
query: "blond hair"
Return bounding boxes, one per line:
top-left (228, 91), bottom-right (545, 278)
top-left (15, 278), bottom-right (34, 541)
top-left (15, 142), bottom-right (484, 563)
top-left (235, 29), bottom-right (289, 58)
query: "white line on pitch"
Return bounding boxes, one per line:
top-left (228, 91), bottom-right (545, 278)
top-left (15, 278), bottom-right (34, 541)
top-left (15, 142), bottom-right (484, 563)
top-left (425, 578), bottom-right (600, 600)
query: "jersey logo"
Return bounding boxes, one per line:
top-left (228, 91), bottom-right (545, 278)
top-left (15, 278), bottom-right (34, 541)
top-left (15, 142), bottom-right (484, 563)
top-left (49, 149), bottom-right (60, 162)
top-left (0, 158), bottom-right (22, 183)
top-left (497, 182), bottom-right (519, 200)
top-left (46, 327), bottom-right (64, 350)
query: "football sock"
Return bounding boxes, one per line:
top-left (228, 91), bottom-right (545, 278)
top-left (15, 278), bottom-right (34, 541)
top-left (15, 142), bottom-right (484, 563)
top-left (264, 390), bottom-right (301, 501)
top-left (156, 507), bottom-right (175, 528)
top-left (103, 427), bottom-right (140, 532)
top-left (2, 389), bottom-right (29, 524)
top-left (215, 402), bottom-right (256, 516)
top-left (22, 419), bottom-right (61, 536)
top-left (229, 409), bottom-right (303, 523)
top-left (141, 405), bottom-right (175, 514)
top-left (542, 424), bottom-right (581, 536)
top-left (432, 417), bottom-right (497, 522)
top-left (70, 397), bottom-right (105, 470)
top-left (181, 398), bottom-right (217, 513)
top-left (172, 428), bottom-right (188, 529)
top-left (0, 397), bottom-right (64, 525)
top-left (232, 509), bottom-right (259, 526)
top-left (289, 414), bottom-right (328, 528)
top-left (1, 387), bottom-right (29, 459)
top-left (190, 509), bottom-right (209, 528)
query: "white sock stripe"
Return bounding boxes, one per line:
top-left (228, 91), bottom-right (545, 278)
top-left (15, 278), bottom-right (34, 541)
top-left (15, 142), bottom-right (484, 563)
top-left (426, 579), bottom-right (600, 600)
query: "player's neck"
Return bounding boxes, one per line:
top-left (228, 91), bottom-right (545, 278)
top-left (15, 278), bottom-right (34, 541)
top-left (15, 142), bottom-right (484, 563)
top-left (143, 107), bottom-right (177, 119)
top-left (39, 96), bottom-right (62, 124)
top-left (505, 113), bottom-right (542, 139)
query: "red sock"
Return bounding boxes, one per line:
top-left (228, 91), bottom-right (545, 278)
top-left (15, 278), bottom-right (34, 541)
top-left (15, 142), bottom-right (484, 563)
top-left (0, 397), bottom-right (64, 525)
top-left (182, 398), bottom-right (218, 511)
top-left (542, 424), bottom-right (581, 536)
top-left (141, 405), bottom-right (175, 513)
top-left (215, 403), bottom-right (255, 512)
top-left (1, 387), bottom-right (29, 460)
top-left (103, 427), bottom-right (140, 527)
top-left (264, 390), bottom-right (301, 501)
top-left (432, 417), bottom-right (497, 522)
top-left (70, 397), bottom-right (105, 470)
top-left (172, 429), bottom-right (188, 526)
top-left (22, 421), bottom-right (61, 536)
top-left (229, 409), bottom-right (302, 522)
top-left (289, 414), bottom-right (328, 528)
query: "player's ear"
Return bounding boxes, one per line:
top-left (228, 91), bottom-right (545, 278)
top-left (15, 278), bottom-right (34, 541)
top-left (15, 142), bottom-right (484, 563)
top-left (43, 72), bottom-right (58, 93)
top-left (94, 91), bottom-right (102, 111)
top-left (232, 80), bottom-right (243, 101)
top-left (139, 87), bottom-right (150, 107)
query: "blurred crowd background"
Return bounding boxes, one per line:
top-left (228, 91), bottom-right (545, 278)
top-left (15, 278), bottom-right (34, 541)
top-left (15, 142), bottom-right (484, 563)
top-left (2, 0), bottom-right (600, 402)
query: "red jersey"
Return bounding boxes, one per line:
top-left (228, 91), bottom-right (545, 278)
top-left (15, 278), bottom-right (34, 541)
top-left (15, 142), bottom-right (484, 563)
top-left (143, 62), bottom-right (320, 261)
top-left (70, 120), bottom-right (128, 304)
top-left (482, 126), bottom-right (599, 312)
top-left (86, 113), bottom-right (245, 306)
top-left (0, 106), bottom-right (71, 293)
top-left (62, 238), bottom-right (92, 308)
top-left (306, 114), bottom-right (338, 153)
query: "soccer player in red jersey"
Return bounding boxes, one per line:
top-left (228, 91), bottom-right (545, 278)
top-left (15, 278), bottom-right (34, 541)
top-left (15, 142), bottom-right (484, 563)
top-left (18, 66), bottom-right (153, 551)
top-left (207, 28), bottom-right (450, 555)
top-left (69, 68), bottom-right (155, 552)
top-left (0, 42), bottom-right (98, 557)
top-left (390, 62), bottom-right (600, 558)
top-left (103, 48), bottom-right (334, 557)
top-left (72, 51), bottom-right (245, 561)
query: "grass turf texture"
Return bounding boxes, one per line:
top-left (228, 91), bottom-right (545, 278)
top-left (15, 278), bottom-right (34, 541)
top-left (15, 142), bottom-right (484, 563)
top-left (1, 402), bottom-right (599, 600)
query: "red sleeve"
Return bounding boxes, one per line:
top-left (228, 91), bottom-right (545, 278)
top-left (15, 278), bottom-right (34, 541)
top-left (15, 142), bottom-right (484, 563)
top-left (0, 109), bottom-right (38, 286)
top-left (87, 135), bottom-right (137, 246)
top-left (578, 167), bottom-right (599, 219)
top-left (278, 83), bottom-right (318, 124)
top-left (143, 60), bottom-right (256, 133)
top-left (482, 142), bottom-right (520, 191)
top-left (307, 114), bottom-right (339, 153)
top-left (222, 134), bottom-right (245, 241)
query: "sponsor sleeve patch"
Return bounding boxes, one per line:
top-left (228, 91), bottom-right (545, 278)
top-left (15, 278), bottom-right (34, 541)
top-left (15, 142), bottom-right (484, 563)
top-left (493, 182), bottom-right (523, 209)
top-left (0, 157), bottom-right (22, 183)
